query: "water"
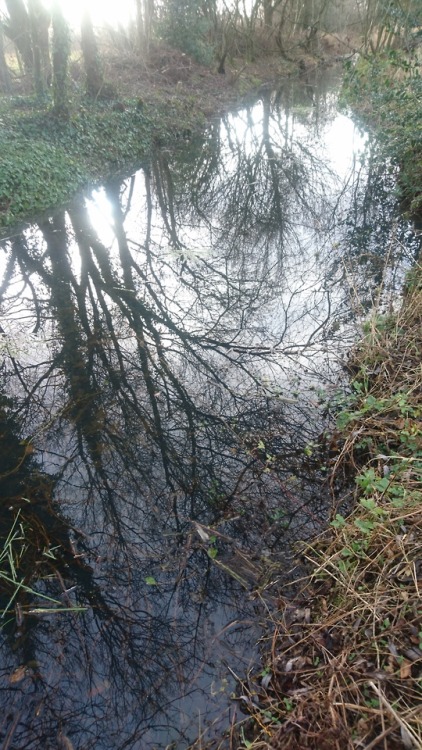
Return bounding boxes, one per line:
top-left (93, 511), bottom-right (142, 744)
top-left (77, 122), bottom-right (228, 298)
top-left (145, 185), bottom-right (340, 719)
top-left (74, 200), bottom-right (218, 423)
top-left (0, 68), bottom-right (420, 750)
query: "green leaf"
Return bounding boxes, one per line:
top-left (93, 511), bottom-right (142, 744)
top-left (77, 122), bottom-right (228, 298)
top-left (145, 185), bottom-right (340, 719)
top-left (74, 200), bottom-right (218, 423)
top-left (360, 497), bottom-right (377, 511)
top-left (145, 576), bottom-right (158, 585)
top-left (354, 519), bottom-right (375, 534)
top-left (331, 514), bottom-right (346, 529)
top-left (375, 476), bottom-right (389, 492)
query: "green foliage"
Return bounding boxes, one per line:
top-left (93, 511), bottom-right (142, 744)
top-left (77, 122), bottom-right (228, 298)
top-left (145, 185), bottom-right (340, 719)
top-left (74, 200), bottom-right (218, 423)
top-left (207, 534), bottom-right (218, 559)
top-left (336, 390), bottom-right (420, 431)
top-left (0, 512), bottom-right (85, 619)
top-left (331, 513), bottom-right (346, 529)
top-left (0, 137), bottom-right (83, 223)
top-left (343, 51), bottom-right (422, 216)
top-left (0, 101), bottom-right (156, 227)
top-left (158, 0), bottom-right (214, 64)
top-left (0, 83), bottom-right (210, 229)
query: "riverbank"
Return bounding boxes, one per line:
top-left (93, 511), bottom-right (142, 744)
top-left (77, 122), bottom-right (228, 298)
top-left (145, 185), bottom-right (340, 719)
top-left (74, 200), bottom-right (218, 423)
top-left (0, 49), bottom-right (302, 232)
top-left (343, 50), bottom-right (422, 222)
top-left (228, 262), bottom-right (421, 750)
top-left (217, 52), bottom-right (422, 750)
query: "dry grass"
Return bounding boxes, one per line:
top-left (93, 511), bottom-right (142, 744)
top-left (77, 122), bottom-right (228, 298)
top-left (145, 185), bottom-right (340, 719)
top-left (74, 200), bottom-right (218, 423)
top-left (191, 264), bottom-right (422, 750)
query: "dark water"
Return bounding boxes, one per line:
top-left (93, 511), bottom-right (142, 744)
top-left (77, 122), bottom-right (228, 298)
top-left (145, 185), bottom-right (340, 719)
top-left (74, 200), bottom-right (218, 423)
top-left (0, 69), bottom-right (420, 749)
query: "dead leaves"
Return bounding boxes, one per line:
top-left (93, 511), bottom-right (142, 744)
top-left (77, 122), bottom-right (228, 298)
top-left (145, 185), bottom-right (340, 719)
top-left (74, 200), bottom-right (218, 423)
top-left (8, 665), bottom-right (27, 684)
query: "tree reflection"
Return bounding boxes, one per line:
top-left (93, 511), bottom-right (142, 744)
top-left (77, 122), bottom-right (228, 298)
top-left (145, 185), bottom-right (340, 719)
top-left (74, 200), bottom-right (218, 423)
top-left (330, 136), bottom-right (422, 323)
top-left (0, 159), bottom-right (331, 746)
top-left (0, 379), bottom-right (262, 749)
top-left (1, 82), bottom-right (413, 748)
top-left (167, 92), bottom-right (337, 273)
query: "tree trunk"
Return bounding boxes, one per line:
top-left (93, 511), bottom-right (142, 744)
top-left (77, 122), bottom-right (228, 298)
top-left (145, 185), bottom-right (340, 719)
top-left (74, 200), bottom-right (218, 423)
top-left (0, 29), bottom-right (12, 92)
top-left (3, 0), bottom-right (33, 74)
top-left (135, 0), bottom-right (145, 54)
top-left (80, 9), bottom-right (105, 98)
top-left (263, 0), bottom-right (273, 27)
top-left (301, 0), bottom-right (312, 30)
top-left (217, 25), bottom-right (227, 73)
top-left (136, 0), bottom-right (153, 57)
top-left (28, 0), bottom-right (51, 97)
top-left (52, 0), bottom-right (70, 116)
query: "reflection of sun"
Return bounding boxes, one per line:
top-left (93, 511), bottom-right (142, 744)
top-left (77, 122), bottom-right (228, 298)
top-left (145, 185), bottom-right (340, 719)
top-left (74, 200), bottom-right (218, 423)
top-left (57, 0), bottom-right (135, 27)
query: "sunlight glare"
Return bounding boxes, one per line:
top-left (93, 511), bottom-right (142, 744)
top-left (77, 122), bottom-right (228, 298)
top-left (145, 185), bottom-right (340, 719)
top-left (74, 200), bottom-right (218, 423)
top-left (58, 0), bottom-right (135, 28)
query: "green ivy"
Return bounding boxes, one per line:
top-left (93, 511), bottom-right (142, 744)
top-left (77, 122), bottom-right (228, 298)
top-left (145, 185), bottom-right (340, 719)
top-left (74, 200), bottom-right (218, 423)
top-left (343, 51), bottom-right (422, 216)
top-left (0, 96), bottom-right (200, 228)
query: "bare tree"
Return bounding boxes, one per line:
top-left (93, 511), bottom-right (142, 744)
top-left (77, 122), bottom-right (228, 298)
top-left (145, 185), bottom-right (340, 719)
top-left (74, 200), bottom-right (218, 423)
top-left (3, 0), bottom-right (33, 73)
top-left (0, 26), bottom-right (12, 91)
top-left (80, 8), bottom-right (106, 98)
top-left (51, 0), bottom-right (70, 116)
top-left (2, 0), bottom-right (51, 94)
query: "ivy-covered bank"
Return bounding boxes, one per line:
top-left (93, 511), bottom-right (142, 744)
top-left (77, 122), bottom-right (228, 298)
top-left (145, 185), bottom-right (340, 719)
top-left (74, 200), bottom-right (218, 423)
top-left (0, 52), bottom-right (295, 232)
top-left (343, 50), bottom-right (422, 220)
top-left (0, 95), bottom-right (202, 230)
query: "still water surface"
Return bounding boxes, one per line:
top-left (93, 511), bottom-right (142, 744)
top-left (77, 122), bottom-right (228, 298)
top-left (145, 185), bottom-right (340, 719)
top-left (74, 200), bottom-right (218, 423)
top-left (0, 69), bottom-right (420, 749)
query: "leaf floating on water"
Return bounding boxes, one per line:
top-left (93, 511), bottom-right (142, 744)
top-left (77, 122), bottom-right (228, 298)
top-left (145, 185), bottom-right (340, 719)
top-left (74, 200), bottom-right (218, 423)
top-left (26, 660), bottom-right (39, 670)
top-left (9, 665), bottom-right (27, 683)
top-left (261, 671), bottom-right (272, 689)
top-left (193, 522), bottom-right (210, 542)
top-left (400, 725), bottom-right (414, 750)
top-left (57, 733), bottom-right (75, 750)
top-left (87, 679), bottom-right (111, 698)
top-left (15, 602), bottom-right (23, 627)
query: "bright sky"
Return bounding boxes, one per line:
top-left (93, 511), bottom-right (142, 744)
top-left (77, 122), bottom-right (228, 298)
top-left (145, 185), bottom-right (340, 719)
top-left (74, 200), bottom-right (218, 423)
top-left (0, 0), bottom-right (254, 28)
top-left (0, 1), bottom-right (136, 28)
top-left (59, 0), bottom-right (134, 26)
top-left (57, 0), bottom-right (135, 27)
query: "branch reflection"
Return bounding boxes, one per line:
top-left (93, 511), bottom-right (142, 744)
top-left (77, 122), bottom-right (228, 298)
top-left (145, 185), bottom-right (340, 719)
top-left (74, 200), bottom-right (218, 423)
top-left (0, 79), bottom-right (415, 749)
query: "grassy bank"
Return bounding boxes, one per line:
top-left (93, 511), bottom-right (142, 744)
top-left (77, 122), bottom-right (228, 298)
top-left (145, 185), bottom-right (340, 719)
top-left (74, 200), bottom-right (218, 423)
top-left (232, 264), bottom-right (421, 750)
